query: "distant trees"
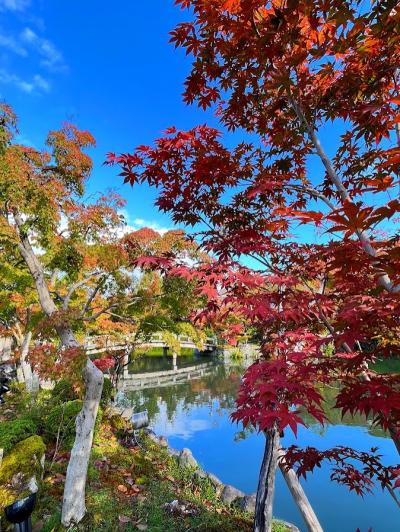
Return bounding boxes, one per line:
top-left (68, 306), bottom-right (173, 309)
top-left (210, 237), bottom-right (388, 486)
top-left (110, 1), bottom-right (400, 530)
top-left (0, 103), bottom-right (210, 525)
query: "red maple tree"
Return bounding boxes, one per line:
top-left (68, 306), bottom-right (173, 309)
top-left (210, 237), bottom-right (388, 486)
top-left (109, 1), bottom-right (400, 529)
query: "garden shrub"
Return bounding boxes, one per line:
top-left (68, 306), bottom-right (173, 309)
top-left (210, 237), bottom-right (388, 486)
top-left (44, 400), bottom-right (83, 449)
top-left (51, 379), bottom-right (79, 403)
top-left (101, 377), bottom-right (114, 407)
top-left (44, 400), bottom-right (103, 450)
top-left (0, 418), bottom-right (38, 454)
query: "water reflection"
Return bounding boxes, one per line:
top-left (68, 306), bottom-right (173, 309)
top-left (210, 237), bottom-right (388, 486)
top-left (121, 356), bottom-right (398, 532)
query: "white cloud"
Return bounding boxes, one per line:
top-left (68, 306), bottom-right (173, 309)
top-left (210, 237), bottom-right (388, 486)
top-left (0, 0), bottom-right (30, 11)
top-left (0, 31), bottom-right (27, 56)
top-left (0, 68), bottom-right (50, 93)
top-left (21, 27), bottom-right (66, 71)
top-left (33, 73), bottom-right (50, 91)
top-left (119, 211), bottom-right (173, 237)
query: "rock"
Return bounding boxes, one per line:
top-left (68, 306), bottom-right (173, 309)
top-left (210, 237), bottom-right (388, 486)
top-left (220, 484), bottom-right (245, 505)
top-left (120, 407), bottom-right (134, 420)
top-left (167, 447), bottom-right (180, 458)
top-left (146, 432), bottom-right (159, 445)
top-left (274, 520), bottom-right (300, 532)
top-left (193, 469), bottom-right (207, 480)
top-left (159, 436), bottom-right (168, 448)
top-left (207, 472), bottom-right (223, 489)
top-left (178, 448), bottom-right (198, 469)
top-left (238, 493), bottom-right (257, 513)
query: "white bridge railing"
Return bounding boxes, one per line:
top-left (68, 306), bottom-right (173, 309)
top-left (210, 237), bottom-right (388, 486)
top-left (85, 333), bottom-right (218, 355)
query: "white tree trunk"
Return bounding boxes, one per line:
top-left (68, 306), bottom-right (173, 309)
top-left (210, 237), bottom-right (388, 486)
top-left (61, 358), bottom-right (103, 526)
top-left (254, 428), bottom-right (280, 532)
top-left (20, 331), bottom-right (33, 391)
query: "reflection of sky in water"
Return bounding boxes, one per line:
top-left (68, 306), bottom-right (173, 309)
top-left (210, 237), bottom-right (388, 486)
top-left (123, 364), bottom-right (399, 532)
top-left (152, 400), bottom-right (214, 440)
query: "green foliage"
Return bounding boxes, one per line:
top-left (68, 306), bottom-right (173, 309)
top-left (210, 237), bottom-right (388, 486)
top-left (0, 435), bottom-right (45, 510)
top-left (101, 377), bottom-right (114, 406)
top-left (0, 417), bottom-right (38, 454)
top-left (229, 347), bottom-right (245, 361)
top-left (44, 400), bottom-right (103, 450)
top-left (51, 379), bottom-right (79, 403)
top-left (44, 400), bottom-right (83, 449)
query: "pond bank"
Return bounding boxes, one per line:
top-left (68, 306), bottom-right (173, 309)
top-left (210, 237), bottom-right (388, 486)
top-left (142, 425), bottom-right (300, 532)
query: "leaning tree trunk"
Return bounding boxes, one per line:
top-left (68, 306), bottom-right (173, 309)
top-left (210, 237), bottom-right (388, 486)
top-left (254, 427), bottom-right (281, 532)
top-left (61, 358), bottom-right (103, 526)
top-left (14, 212), bottom-right (104, 526)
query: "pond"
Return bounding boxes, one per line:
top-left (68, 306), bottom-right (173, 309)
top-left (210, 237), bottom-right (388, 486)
top-left (121, 353), bottom-right (399, 532)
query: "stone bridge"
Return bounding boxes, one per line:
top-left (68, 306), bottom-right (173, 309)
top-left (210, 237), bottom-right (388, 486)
top-left (119, 361), bottom-right (217, 391)
top-left (85, 333), bottom-right (218, 356)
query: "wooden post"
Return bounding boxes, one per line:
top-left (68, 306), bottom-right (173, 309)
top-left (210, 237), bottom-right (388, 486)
top-left (278, 450), bottom-right (323, 532)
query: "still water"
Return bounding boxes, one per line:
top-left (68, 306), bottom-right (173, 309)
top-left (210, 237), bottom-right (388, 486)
top-left (122, 354), bottom-right (399, 532)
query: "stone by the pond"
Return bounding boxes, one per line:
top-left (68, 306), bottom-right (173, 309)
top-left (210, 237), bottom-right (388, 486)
top-left (193, 469), bottom-right (207, 480)
top-left (207, 472), bottom-right (223, 489)
top-left (221, 484), bottom-right (245, 505)
top-left (167, 447), bottom-right (180, 458)
top-left (178, 448), bottom-right (198, 469)
top-left (274, 520), bottom-right (300, 532)
top-left (159, 436), bottom-right (168, 448)
top-left (238, 493), bottom-right (257, 513)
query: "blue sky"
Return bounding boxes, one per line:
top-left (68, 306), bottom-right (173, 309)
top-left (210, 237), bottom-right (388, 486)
top-left (0, 0), bottom-right (222, 233)
top-left (1, 0), bottom-right (391, 247)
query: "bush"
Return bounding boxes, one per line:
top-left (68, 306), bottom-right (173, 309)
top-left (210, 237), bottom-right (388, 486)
top-left (44, 400), bottom-right (103, 450)
top-left (0, 418), bottom-right (38, 454)
top-left (51, 380), bottom-right (79, 403)
top-left (44, 400), bottom-right (83, 449)
top-left (101, 377), bottom-right (114, 407)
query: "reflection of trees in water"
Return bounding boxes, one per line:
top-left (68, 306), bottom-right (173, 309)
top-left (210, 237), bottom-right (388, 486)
top-left (300, 385), bottom-right (388, 439)
top-left (124, 363), bottom-right (244, 422)
top-left (124, 364), bottom-right (387, 440)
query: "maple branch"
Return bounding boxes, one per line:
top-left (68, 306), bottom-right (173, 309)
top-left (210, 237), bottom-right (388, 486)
top-left (81, 274), bottom-right (110, 316)
top-left (287, 184), bottom-right (336, 211)
top-left (63, 272), bottom-right (105, 311)
top-left (288, 94), bottom-right (400, 294)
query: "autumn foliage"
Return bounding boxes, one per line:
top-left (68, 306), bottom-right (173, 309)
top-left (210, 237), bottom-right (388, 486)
top-left (109, 0), bottom-right (400, 498)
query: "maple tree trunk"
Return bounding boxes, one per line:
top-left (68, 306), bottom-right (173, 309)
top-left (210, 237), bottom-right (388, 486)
top-left (20, 331), bottom-right (34, 391)
top-left (14, 211), bottom-right (104, 526)
top-left (254, 428), bottom-right (280, 532)
top-left (61, 358), bottom-right (103, 526)
top-left (278, 450), bottom-right (323, 532)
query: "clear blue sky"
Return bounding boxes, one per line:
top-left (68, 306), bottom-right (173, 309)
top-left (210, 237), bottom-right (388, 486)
top-left (0, 0), bottom-right (363, 243)
top-left (0, 0), bottom-right (223, 233)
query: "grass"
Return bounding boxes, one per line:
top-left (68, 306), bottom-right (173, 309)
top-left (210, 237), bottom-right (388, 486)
top-left (27, 417), bottom-right (289, 532)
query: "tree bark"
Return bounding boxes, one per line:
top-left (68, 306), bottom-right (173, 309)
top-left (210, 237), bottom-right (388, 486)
top-left (20, 331), bottom-right (33, 391)
top-left (61, 358), bottom-right (103, 526)
top-left (278, 450), bottom-right (323, 532)
top-left (254, 428), bottom-right (280, 532)
top-left (13, 210), bottom-right (104, 526)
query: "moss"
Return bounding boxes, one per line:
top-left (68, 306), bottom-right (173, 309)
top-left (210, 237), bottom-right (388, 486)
top-left (0, 435), bottom-right (45, 511)
top-left (44, 400), bottom-right (83, 449)
top-left (0, 418), bottom-right (38, 454)
top-left (45, 400), bottom-right (103, 450)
